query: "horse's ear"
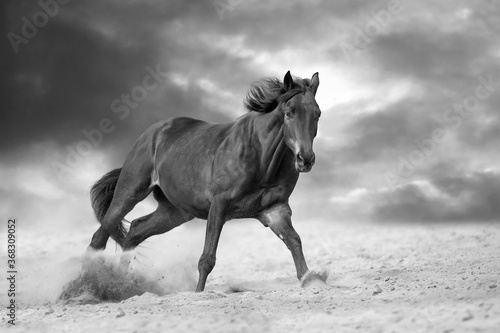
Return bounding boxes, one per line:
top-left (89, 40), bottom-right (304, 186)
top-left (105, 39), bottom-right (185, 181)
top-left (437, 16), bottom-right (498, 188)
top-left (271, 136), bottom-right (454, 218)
top-left (310, 72), bottom-right (319, 96)
top-left (284, 71), bottom-right (294, 91)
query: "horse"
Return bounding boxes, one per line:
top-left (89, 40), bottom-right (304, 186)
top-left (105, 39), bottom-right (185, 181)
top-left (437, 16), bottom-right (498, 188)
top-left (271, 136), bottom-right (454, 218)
top-left (87, 71), bottom-right (326, 292)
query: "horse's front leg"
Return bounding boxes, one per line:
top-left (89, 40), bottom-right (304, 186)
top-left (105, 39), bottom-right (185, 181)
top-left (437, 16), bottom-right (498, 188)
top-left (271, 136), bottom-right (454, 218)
top-left (259, 203), bottom-right (327, 287)
top-left (195, 199), bottom-right (227, 292)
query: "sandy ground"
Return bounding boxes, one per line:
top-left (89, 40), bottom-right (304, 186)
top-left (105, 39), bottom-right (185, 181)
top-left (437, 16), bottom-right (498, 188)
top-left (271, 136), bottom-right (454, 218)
top-left (1, 219), bottom-right (499, 333)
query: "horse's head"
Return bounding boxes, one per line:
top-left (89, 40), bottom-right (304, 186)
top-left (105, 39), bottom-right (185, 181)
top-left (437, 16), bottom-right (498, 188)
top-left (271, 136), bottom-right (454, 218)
top-left (281, 71), bottom-right (321, 173)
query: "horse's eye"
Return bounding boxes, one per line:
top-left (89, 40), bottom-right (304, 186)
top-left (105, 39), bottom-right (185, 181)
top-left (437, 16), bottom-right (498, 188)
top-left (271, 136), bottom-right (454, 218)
top-left (285, 111), bottom-right (292, 118)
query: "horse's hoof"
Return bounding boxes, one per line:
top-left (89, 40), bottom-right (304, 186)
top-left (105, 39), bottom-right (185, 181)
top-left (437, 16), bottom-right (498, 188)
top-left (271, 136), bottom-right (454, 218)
top-left (300, 270), bottom-right (329, 288)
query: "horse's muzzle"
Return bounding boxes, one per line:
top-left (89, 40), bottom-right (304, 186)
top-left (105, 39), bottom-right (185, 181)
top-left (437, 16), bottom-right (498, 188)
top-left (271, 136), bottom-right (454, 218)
top-left (295, 152), bottom-right (315, 173)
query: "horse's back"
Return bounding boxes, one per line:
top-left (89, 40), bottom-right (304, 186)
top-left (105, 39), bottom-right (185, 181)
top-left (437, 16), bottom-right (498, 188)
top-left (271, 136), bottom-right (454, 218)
top-left (125, 116), bottom-right (232, 177)
top-left (153, 116), bottom-right (232, 153)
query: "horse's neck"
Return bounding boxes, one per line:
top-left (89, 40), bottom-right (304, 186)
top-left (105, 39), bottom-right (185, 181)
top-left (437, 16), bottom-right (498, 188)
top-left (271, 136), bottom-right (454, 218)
top-left (254, 109), bottom-right (289, 182)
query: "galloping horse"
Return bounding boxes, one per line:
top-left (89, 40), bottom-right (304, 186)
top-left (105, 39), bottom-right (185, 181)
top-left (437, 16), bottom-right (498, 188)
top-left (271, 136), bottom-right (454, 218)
top-left (87, 71), bottom-right (325, 292)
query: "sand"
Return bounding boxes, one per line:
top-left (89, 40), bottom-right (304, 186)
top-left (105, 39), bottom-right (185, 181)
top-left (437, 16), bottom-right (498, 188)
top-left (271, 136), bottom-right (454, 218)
top-left (1, 219), bottom-right (499, 332)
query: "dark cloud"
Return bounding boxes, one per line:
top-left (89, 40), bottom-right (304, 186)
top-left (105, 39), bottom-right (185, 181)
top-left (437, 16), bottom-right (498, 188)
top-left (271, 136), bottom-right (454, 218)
top-left (454, 94), bottom-right (500, 149)
top-left (2, 0), bottom-right (159, 150)
top-left (0, 0), bottom-right (242, 156)
top-left (369, 30), bottom-right (493, 87)
top-left (373, 170), bottom-right (500, 222)
top-left (334, 96), bottom-right (446, 164)
top-left (215, 0), bottom-right (387, 52)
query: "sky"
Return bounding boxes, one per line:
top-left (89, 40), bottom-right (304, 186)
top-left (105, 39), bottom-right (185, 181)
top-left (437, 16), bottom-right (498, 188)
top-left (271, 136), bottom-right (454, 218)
top-left (1, 0), bottom-right (500, 233)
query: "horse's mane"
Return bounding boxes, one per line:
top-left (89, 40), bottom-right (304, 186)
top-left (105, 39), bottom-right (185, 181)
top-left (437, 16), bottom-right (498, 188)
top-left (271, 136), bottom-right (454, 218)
top-left (244, 76), bottom-right (310, 113)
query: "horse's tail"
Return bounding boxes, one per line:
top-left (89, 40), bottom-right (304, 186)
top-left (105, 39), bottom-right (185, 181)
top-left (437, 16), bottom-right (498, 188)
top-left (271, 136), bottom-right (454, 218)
top-left (90, 168), bottom-right (127, 248)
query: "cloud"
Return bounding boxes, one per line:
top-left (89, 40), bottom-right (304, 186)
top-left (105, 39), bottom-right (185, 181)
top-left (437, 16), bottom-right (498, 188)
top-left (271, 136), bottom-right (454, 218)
top-left (327, 167), bottom-right (500, 223)
top-left (2, 1), bottom-right (161, 150)
top-left (335, 97), bottom-right (439, 164)
top-left (1, 0), bottom-right (243, 154)
top-left (372, 170), bottom-right (500, 222)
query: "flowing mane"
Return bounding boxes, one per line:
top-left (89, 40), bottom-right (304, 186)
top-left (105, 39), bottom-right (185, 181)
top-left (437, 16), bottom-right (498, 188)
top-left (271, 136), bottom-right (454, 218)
top-left (244, 76), bottom-right (310, 113)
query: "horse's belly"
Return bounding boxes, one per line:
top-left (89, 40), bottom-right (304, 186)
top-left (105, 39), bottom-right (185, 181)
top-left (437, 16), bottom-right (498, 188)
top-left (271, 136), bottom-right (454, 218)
top-left (155, 145), bottom-right (218, 218)
top-left (160, 176), bottom-right (291, 220)
top-left (158, 167), bottom-right (212, 219)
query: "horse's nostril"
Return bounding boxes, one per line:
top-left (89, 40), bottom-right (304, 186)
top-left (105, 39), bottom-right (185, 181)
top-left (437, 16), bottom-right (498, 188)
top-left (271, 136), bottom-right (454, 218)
top-left (297, 154), bottom-right (304, 163)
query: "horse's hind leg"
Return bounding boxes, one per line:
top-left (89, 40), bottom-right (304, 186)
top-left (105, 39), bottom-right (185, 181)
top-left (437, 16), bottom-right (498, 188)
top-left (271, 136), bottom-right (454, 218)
top-left (123, 187), bottom-right (193, 250)
top-left (88, 163), bottom-right (153, 251)
top-left (119, 187), bottom-right (193, 268)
